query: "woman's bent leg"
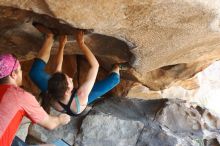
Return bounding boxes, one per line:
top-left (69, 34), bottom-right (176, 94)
top-left (88, 72), bottom-right (120, 104)
top-left (29, 58), bottom-right (51, 92)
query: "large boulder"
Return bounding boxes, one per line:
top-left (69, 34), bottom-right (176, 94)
top-left (1, 0), bottom-right (220, 89)
top-left (26, 97), bottom-right (220, 146)
top-left (1, 1), bottom-right (220, 145)
top-left (75, 113), bottom-right (144, 146)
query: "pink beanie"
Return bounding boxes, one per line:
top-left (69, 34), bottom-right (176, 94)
top-left (0, 54), bottom-right (20, 79)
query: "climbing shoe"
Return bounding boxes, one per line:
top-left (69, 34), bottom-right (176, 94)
top-left (117, 62), bottom-right (131, 70)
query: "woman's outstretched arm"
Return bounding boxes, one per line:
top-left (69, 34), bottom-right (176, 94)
top-left (53, 35), bottom-right (67, 72)
top-left (76, 30), bottom-right (99, 105)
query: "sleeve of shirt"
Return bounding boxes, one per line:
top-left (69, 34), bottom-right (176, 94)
top-left (16, 89), bottom-right (49, 124)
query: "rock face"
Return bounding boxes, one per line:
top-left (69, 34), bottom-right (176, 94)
top-left (1, 0), bottom-right (220, 145)
top-left (28, 108), bottom-right (79, 145)
top-left (26, 98), bottom-right (220, 146)
top-left (75, 113), bottom-right (144, 146)
top-left (125, 61), bottom-right (220, 119)
top-left (1, 0), bottom-right (220, 89)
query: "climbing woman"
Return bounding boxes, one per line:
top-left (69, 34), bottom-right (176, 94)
top-left (29, 24), bottom-right (121, 116)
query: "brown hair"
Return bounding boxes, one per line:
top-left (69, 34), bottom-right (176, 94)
top-left (40, 92), bottom-right (51, 113)
top-left (0, 76), bottom-right (10, 84)
top-left (48, 72), bottom-right (68, 101)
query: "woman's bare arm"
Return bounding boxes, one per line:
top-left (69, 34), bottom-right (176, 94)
top-left (75, 30), bottom-right (99, 105)
top-left (53, 35), bottom-right (67, 72)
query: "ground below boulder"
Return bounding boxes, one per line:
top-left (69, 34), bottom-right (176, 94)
top-left (20, 97), bottom-right (220, 146)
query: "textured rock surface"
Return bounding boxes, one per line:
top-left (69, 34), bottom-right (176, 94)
top-left (157, 100), bottom-right (202, 135)
top-left (156, 100), bottom-right (220, 146)
top-left (75, 113), bottom-right (144, 146)
top-left (16, 117), bottom-right (31, 141)
top-left (1, 1), bottom-right (220, 145)
top-left (125, 61), bottom-right (220, 119)
top-left (25, 97), bottom-right (220, 146)
top-left (27, 97), bottom-right (164, 145)
top-left (28, 108), bottom-right (79, 145)
top-left (1, 0), bottom-right (220, 88)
